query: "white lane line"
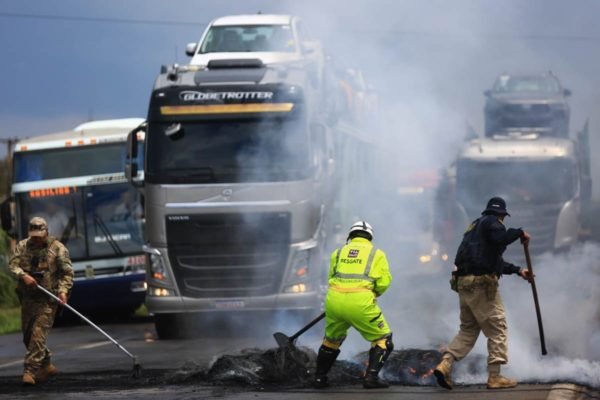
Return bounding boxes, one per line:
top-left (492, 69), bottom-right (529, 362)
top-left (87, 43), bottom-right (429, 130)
top-left (0, 359), bottom-right (22, 369)
top-left (546, 383), bottom-right (588, 400)
top-left (0, 340), bottom-right (113, 370)
top-left (76, 340), bottom-right (112, 350)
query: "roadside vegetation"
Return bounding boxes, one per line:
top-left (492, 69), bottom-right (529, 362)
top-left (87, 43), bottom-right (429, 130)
top-left (0, 228), bottom-right (20, 335)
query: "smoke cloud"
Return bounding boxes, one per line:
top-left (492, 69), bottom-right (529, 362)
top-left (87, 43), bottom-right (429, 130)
top-left (281, 0), bottom-right (600, 387)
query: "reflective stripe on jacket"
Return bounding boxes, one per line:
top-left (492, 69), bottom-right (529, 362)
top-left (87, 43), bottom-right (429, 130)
top-left (328, 237), bottom-right (392, 297)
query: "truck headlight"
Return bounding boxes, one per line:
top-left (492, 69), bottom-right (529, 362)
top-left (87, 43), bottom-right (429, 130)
top-left (291, 250), bottom-right (309, 277)
top-left (284, 249), bottom-right (312, 293)
top-left (284, 283), bottom-right (308, 293)
top-left (148, 253), bottom-right (167, 280)
top-left (148, 287), bottom-right (175, 297)
top-left (143, 245), bottom-right (169, 281)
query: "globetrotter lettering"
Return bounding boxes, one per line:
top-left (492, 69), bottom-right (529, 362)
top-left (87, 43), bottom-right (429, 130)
top-left (179, 91), bottom-right (274, 102)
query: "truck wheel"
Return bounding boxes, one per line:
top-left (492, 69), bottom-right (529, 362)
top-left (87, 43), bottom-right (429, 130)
top-left (154, 313), bottom-right (183, 339)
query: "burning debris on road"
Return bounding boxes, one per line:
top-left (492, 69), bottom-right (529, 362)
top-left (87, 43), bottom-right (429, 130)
top-left (0, 347), bottom-right (451, 395)
top-left (164, 346), bottom-right (444, 388)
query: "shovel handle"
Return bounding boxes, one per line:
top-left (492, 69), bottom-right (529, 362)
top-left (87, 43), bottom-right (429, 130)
top-left (290, 312), bottom-right (326, 341)
top-left (523, 243), bottom-right (547, 356)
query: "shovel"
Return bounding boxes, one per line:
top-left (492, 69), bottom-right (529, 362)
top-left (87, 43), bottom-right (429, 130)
top-left (37, 284), bottom-right (143, 378)
top-left (273, 312), bottom-right (325, 368)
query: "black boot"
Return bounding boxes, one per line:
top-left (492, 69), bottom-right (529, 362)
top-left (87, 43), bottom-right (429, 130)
top-left (313, 345), bottom-right (340, 388)
top-left (363, 346), bottom-right (389, 389)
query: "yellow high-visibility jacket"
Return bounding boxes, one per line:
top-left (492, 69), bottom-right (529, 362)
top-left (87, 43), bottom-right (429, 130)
top-left (328, 237), bottom-right (392, 297)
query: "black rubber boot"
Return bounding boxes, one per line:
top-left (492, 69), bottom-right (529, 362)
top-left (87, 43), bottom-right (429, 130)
top-left (363, 346), bottom-right (389, 389)
top-left (313, 345), bottom-right (340, 389)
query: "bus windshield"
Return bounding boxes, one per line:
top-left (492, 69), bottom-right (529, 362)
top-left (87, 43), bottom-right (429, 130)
top-left (16, 183), bottom-right (144, 260)
top-left (13, 142), bottom-right (143, 183)
top-left (146, 119), bottom-right (311, 184)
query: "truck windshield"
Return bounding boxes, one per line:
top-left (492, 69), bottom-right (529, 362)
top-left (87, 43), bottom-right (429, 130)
top-left (200, 25), bottom-right (296, 53)
top-left (456, 159), bottom-right (577, 210)
top-left (16, 183), bottom-right (144, 261)
top-left (492, 76), bottom-right (561, 94)
top-left (146, 120), bottom-right (310, 184)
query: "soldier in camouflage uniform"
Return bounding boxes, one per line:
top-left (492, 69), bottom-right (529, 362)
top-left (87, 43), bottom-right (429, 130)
top-left (9, 217), bottom-right (74, 386)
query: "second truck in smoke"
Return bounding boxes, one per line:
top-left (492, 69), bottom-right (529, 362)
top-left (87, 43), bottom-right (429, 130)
top-left (435, 72), bottom-right (591, 265)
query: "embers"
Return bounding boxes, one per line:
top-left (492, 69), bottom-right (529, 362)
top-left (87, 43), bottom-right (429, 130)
top-left (383, 349), bottom-right (441, 385)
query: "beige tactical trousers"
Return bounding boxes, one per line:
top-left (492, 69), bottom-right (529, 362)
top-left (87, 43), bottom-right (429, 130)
top-left (446, 274), bottom-right (508, 366)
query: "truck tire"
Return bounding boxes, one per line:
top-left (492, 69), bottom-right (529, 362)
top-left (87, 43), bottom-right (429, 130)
top-left (154, 313), bottom-right (183, 340)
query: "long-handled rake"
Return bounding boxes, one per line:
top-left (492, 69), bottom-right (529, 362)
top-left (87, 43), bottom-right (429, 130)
top-left (36, 284), bottom-right (142, 378)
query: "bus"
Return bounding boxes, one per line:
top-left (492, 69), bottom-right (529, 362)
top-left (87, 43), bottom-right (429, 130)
top-left (1, 118), bottom-right (147, 316)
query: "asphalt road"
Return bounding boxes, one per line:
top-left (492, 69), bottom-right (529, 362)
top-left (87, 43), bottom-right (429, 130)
top-left (0, 316), bottom-right (597, 400)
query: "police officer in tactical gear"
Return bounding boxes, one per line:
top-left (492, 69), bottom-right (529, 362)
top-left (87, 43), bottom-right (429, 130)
top-left (434, 197), bottom-right (533, 390)
top-left (314, 221), bottom-right (394, 389)
top-left (9, 217), bottom-right (74, 386)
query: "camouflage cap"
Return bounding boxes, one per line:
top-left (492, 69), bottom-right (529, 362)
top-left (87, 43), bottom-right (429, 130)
top-left (28, 217), bottom-right (48, 238)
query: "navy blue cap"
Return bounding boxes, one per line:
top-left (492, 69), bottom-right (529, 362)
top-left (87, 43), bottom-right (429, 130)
top-left (482, 197), bottom-right (511, 217)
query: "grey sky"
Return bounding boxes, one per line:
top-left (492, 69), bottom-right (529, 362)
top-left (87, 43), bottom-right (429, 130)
top-left (1, 0), bottom-right (600, 193)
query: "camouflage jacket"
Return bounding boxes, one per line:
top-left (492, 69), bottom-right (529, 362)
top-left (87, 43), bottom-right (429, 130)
top-left (9, 236), bottom-right (74, 296)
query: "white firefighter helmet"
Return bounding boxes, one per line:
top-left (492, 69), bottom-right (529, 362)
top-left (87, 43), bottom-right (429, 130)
top-left (348, 220), bottom-right (374, 239)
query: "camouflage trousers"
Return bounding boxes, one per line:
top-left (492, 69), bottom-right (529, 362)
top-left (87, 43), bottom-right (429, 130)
top-left (21, 298), bottom-right (58, 374)
top-left (446, 274), bottom-right (509, 366)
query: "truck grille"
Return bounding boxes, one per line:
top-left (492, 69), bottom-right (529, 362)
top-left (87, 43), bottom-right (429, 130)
top-left (502, 203), bottom-right (560, 265)
top-left (166, 212), bottom-right (290, 298)
top-left (465, 203), bottom-right (560, 265)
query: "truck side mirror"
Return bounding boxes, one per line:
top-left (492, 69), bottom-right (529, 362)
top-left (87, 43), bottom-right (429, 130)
top-left (125, 127), bottom-right (144, 188)
top-left (483, 89), bottom-right (492, 97)
top-left (563, 88), bottom-right (572, 97)
top-left (185, 42), bottom-right (197, 57)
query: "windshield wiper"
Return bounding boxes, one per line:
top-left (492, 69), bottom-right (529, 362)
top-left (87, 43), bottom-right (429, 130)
top-left (60, 198), bottom-right (79, 245)
top-left (93, 214), bottom-right (124, 257)
top-left (60, 217), bottom-right (77, 245)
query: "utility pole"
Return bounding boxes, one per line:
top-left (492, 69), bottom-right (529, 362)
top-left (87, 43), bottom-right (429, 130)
top-left (0, 137), bottom-right (18, 198)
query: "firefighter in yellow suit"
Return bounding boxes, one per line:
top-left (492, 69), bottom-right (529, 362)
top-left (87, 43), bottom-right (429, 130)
top-left (314, 221), bottom-right (393, 389)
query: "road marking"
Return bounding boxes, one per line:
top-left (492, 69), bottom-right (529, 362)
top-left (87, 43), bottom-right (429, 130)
top-left (0, 359), bottom-right (22, 369)
top-left (546, 384), bottom-right (589, 400)
top-left (76, 340), bottom-right (112, 350)
top-left (0, 340), bottom-right (112, 370)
